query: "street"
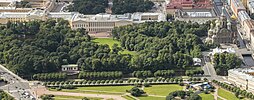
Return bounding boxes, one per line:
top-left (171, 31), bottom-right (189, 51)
top-left (0, 65), bottom-right (35, 100)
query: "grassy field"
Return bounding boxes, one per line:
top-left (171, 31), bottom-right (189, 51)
top-left (51, 84), bottom-right (181, 99)
top-left (144, 84), bottom-right (183, 96)
top-left (53, 95), bottom-right (102, 100)
top-left (218, 88), bottom-right (238, 100)
top-left (138, 96), bottom-right (165, 100)
top-left (92, 38), bottom-right (120, 49)
top-left (199, 93), bottom-right (214, 100)
top-left (92, 38), bottom-right (137, 55)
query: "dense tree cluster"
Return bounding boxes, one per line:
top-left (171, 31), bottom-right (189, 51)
top-left (132, 71), bottom-right (152, 78)
top-left (0, 90), bottom-right (14, 100)
top-left (112, 21), bottom-right (211, 72)
top-left (154, 70), bottom-right (175, 77)
top-left (0, 20), bottom-right (131, 78)
top-left (78, 71), bottom-right (123, 79)
top-left (112, 0), bottom-right (154, 14)
top-left (1, 20), bottom-right (211, 79)
top-left (213, 53), bottom-right (242, 75)
top-left (67, 0), bottom-right (108, 14)
top-left (33, 72), bottom-right (67, 81)
top-left (166, 90), bottom-right (201, 100)
top-left (213, 80), bottom-right (254, 99)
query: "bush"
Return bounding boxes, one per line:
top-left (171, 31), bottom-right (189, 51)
top-left (33, 73), bottom-right (67, 81)
top-left (56, 88), bottom-right (61, 91)
top-left (179, 82), bottom-right (184, 86)
top-left (62, 85), bottom-right (75, 89)
top-left (144, 83), bottom-right (150, 87)
top-left (78, 71), bottom-right (123, 79)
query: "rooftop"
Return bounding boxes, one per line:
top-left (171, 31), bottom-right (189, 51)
top-left (231, 0), bottom-right (245, 9)
top-left (176, 9), bottom-right (217, 18)
top-left (72, 13), bottom-right (166, 23)
top-left (238, 11), bottom-right (250, 22)
top-left (249, 1), bottom-right (254, 9)
top-left (166, 0), bottom-right (213, 9)
top-left (244, 19), bottom-right (254, 30)
top-left (210, 47), bottom-right (235, 55)
top-left (61, 64), bottom-right (78, 68)
top-left (229, 68), bottom-right (254, 81)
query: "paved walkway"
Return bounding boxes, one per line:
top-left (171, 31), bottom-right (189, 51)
top-left (213, 85), bottom-right (227, 100)
top-left (45, 91), bottom-right (126, 100)
top-left (33, 86), bottom-right (127, 100)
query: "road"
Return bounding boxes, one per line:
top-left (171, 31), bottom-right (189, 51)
top-left (202, 52), bottom-right (224, 81)
top-left (0, 64), bottom-right (35, 100)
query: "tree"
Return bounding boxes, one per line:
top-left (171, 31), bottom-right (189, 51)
top-left (112, 44), bottom-right (122, 54)
top-left (235, 92), bottom-right (240, 98)
top-left (251, 13), bottom-right (254, 20)
top-left (188, 93), bottom-right (202, 100)
top-left (166, 14), bottom-right (174, 21)
top-left (82, 97), bottom-right (89, 100)
top-left (112, 0), bottom-right (154, 14)
top-left (67, 0), bottom-right (108, 14)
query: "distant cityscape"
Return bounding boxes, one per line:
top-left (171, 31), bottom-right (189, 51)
top-left (1, 0), bottom-right (254, 100)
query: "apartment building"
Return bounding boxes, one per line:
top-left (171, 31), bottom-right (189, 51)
top-left (228, 68), bottom-right (254, 93)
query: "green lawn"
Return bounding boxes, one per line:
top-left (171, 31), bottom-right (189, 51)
top-left (138, 96), bottom-right (165, 100)
top-left (144, 84), bottom-right (183, 96)
top-left (199, 93), bottom-right (214, 100)
top-left (59, 86), bottom-right (133, 94)
top-left (92, 38), bottom-right (137, 55)
top-left (92, 38), bottom-right (120, 49)
top-left (218, 88), bottom-right (238, 100)
top-left (53, 95), bottom-right (102, 100)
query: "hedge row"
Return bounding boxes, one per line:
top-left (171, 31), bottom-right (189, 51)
top-left (78, 71), bottom-right (123, 79)
top-left (33, 72), bottom-right (67, 81)
top-left (45, 77), bottom-right (188, 87)
top-left (213, 80), bottom-right (254, 99)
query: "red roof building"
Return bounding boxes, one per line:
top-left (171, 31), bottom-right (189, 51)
top-left (166, 0), bottom-right (213, 14)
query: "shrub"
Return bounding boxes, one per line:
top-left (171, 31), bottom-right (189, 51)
top-left (62, 85), bottom-right (75, 89)
top-left (179, 82), bottom-right (184, 86)
top-left (144, 83), bottom-right (150, 87)
top-left (129, 87), bottom-right (145, 97)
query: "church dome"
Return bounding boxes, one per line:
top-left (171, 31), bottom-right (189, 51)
top-left (227, 22), bottom-right (231, 26)
top-left (219, 28), bottom-right (229, 33)
top-left (231, 15), bottom-right (237, 20)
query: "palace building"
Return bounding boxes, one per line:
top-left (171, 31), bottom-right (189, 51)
top-left (0, 9), bottom-right (166, 32)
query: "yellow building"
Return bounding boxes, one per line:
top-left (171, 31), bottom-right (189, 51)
top-left (70, 13), bottom-right (166, 32)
